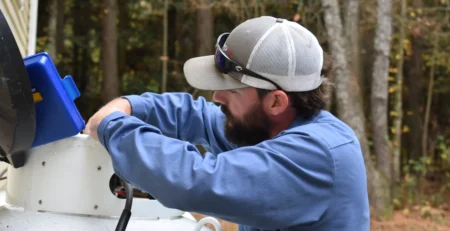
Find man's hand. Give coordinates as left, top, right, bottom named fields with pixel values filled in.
left=84, top=98, right=131, bottom=141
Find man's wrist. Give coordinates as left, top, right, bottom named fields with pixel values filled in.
left=97, top=111, right=129, bottom=146
left=120, top=95, right=146, bottom=119
left=113, top=97, right=131, bottom=115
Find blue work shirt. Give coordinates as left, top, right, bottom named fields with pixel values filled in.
left=97, top=92, right=370, bottom=231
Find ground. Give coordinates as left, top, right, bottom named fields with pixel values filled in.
left=370, top=205, right=450, bottom=231
left=193, top=206, right=450, bottom=231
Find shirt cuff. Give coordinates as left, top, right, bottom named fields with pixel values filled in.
left=97, top=110, right=128, bottom=148
left=121, top=95, right=147, bottom=119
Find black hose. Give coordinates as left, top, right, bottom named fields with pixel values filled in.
left=124, top=182, right=133, bottom=210
left=115, top=182, right=133, bottom=231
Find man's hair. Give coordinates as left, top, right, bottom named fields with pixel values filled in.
left=257, top=53, right=334, bottom=119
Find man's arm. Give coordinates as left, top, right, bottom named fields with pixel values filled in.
left=121, top=92, right=235, bottom=153
left=98, top=112, right=335, bottom=229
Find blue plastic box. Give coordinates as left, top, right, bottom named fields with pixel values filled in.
left=23, top=52, right=85, bottom=148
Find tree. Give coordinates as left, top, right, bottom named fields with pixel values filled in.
left=47, top=0, right=65, bottom=69
left=392, top=0, right=407, bottom=185
left=161, top=0, right=169, bottom=93
left=195, top=0, right=214, bottom=99
left=101, top=0, right=119, bottom=103
left=321, top=0, right=390, bottom=214
left=404, top=0, right=424, bottom=161
left=422, top=37, right=438, bottom=163
left=371, top=0, right=393, bottom=192
left=345, top=0, right=361, bottom=89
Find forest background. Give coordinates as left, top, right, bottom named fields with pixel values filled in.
left=36, top=0, right=450, bottom=230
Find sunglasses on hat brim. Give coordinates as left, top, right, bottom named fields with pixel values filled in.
left=214, top=33, right=282, bottom=90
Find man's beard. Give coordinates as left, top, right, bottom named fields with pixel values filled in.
left=221, top=104, right=271, bottom=147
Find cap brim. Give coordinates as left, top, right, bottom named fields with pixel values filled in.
left=183, top=55, right=249, bottom=91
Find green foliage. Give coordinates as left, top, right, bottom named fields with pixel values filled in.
left=394, top=134, right=450, bottom=213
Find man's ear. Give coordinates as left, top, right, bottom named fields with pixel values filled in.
left=263, top=90, right=290, bottom=116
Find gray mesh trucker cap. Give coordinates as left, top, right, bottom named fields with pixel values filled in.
left=183, top=16, right=324, bottom=92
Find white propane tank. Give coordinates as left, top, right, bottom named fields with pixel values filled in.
left=0, top=134, right=221, bottom=231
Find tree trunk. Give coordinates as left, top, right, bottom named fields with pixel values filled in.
left=278, top=0, right=291, bottom=19
left=371, top=0, right=393, bottom=189
left=71, top=2, right=81, bottom=86
left=47, top=0, right=65, bottom=66
left=196, top=2, right=214, bottom=100
left=73, top=1, right=91, bottom=94
left=404, top=0, right=423, bottom=162
left=55, top=0, right=65, bottom=70
left=422, top=38, right=438, bottom=160
left=101, top=0, right=119, bottom=103
left=47, top=0, right=57, bottom=59
left=197, top=5, right=213, bottom=57
left=392, top=0, right=407, bottom=184
left=118, top=0, right=130, bottom=92
left=161, top=0, right=169, bottom=93
left=345, top=0, right=361, bottom=89
left=321, top=0, right=390, bottom=213
left=168, top=5, right=177, bottom=60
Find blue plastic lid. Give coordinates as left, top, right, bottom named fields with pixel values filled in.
left=24, top=52, right=85, bottom=148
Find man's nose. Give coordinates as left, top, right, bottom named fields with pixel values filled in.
left=212, top=90, right=226, bottom=104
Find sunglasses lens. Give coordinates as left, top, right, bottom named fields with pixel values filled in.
left=218, top=34, right=228, bottom=47
left=215, top=49, right=229, bottom=74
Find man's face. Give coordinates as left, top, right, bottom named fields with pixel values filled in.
left=213, top=88, right=271, bottom=146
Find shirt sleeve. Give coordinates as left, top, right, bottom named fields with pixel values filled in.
left=121, top=92, right=235, bottom=153
left=97, top=111, right=335, bottom=229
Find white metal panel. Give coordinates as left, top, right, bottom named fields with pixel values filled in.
left=0, top=207, right=215, bottom=231
left=6, top=134, right=185, bottom=219
left=1, top=134, right=222, bottom=231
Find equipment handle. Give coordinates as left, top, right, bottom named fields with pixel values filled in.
left=193, top=217, right=221, bottom=231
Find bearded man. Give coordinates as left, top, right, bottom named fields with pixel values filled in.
left=85, top=16, right=370, bottom=231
